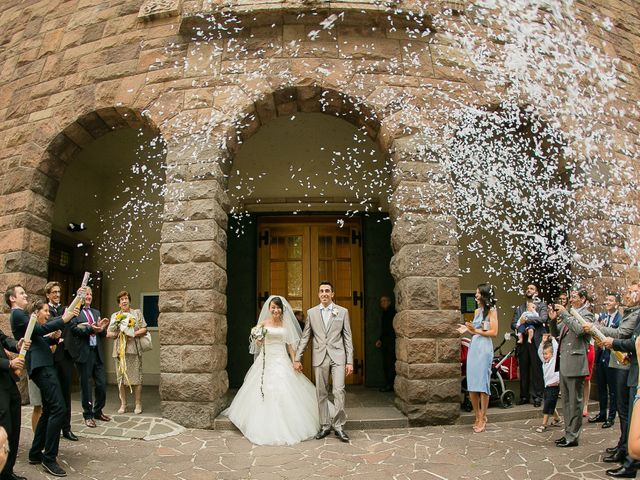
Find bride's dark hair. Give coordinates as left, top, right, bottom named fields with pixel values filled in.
left=269, top=296, right=284, bottom=312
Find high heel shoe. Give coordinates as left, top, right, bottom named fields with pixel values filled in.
left=134, top=404, right=143, bottom=415
left=473, top=421, right=487, bottom=433
left=117, top=404, right=126, bottom=414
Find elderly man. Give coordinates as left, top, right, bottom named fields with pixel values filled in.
left=69, top=287, right=110, bottom=427
left=552, top=289, right=592, bottom=447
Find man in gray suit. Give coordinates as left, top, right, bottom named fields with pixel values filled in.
left=293, top=281, right=354, bottom=442
left=553, top=289, right=593, bottom=447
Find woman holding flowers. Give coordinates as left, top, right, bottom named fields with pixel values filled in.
left=223, top=295, right=320, bottom=445
left=107, top=290, right=147, bottom=414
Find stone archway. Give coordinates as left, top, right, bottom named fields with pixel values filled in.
left=157, top=85, right=463, bottom=427
left=0, top=107, right=162, bottom=293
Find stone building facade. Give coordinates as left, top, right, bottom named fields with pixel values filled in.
left=0, top=0, right=638, bottom=428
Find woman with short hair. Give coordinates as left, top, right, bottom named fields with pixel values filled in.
left=107, top=290, right=147, bottom=415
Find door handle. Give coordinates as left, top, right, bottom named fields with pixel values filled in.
left=352, top=290, right=363, bottom=307
left=353, top=358, right=363, bottom=375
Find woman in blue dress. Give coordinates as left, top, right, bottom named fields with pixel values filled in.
left=459, top=283, right=498, bottom=433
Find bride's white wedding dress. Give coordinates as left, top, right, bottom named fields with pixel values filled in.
left=224, top=326, right=320, bottom=445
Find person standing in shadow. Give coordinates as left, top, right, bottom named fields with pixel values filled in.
left=375, top=295, right=396, bottom=393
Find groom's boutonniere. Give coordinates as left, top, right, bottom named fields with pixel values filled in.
left=330, top=309, right=338, bottom=319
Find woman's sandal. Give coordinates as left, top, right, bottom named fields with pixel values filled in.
left=550, top=418, right=564, bottom=427
left=535, top=425, right=548, bottom=433
left=117, top=404, right=127, bottom=414
left=473, top=421, right=486, bottom=433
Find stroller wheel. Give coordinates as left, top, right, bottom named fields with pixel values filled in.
left=500, top=390, right=515, bottom=409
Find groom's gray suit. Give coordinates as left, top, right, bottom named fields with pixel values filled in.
left=295, top=303, right=353, bottom=430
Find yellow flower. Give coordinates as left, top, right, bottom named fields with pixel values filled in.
left=128, top=317, right=135, bottom=328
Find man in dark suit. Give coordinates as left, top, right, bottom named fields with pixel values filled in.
left=553, top=289, right=592, bottom=448
left=590, top=293, right=623, bottom=428
left=0, top=285, right=31, bottom=480
left=45, top=281, right=77, bottom=442
left=374, top=294, right=396, bottom=392
left=8, top=285, right=80, bottom=478
left=511, top=283, right=548, bottom=407
left=589, top=281, right=640, bottom=478
left=69, top=287, right=110, bottom=427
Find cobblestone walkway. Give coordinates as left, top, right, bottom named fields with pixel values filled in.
left=14, top=415, right=621, bottom=479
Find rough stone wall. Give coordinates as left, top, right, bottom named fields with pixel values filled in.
left=0, top=0, right=637, bottom=427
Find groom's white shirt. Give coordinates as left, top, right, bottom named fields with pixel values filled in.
left=320, top=303, right=334, bottom=330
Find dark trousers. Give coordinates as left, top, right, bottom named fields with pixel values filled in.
left=0, top=383, right=21, bottom=478
left=611, top=368, right=629, bottom=452
left=380, top=336, right=396, bottom=388
left=595, top=352, right=617, bottom=420
left=77, top=348, right=107, bottom=419
left=54, top=354, right=74, bottom=433
left=30, top=365, right=65, bottom=464
left=518, top=341, right=544, bottom=401
left=622, top=384, right=640, bottom=471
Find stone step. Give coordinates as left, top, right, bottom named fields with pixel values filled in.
left=457, top=399, right=600, bottom=425
left=215, top=400, right=601, bottom=430
left=214, top=405, right=410, bottom=431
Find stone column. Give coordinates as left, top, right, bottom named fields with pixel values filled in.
left=389, top=134, right=461, bottom=425
left=158, top=138, right=231, bottom=428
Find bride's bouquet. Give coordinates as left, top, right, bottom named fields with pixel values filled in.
left=250, top=325, right=268, bottom=400
left=250, top=324, right=267, bottom=343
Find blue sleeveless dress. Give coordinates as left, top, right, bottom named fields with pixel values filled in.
left=466, top=311, right=493, bottom=395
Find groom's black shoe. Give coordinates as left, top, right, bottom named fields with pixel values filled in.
left=335, top=429, right=350, bottom=443
left=315, top=427, right=332, bottom=440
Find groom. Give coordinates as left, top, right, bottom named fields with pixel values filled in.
left=293, top=281, right=353, bottom=442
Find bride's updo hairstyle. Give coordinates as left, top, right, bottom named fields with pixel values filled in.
left=269, top=296, right=284, bottom=313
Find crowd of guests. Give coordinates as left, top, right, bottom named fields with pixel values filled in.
left=462, top=280, right=640, bottom=478
left=0, top=282, right=149, bottom=478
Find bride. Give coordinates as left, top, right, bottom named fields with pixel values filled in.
left=223, top=295, right=320, bottom=445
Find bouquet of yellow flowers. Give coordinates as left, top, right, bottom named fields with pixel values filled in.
left=112, top=312, right=136, bottom=337
left=109, top=311, right=137, bottom=391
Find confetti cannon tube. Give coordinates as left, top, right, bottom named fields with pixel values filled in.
left=569, top=307, right=627, bottom=364
left=14, top=313, right=37, bottom=377
left=66, top=271, right=91, bottom=311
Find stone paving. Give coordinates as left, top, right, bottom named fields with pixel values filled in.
left=13, top=410, right=622, bottom=480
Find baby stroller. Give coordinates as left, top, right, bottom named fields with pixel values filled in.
left=461, top=333, right=517, bottom=411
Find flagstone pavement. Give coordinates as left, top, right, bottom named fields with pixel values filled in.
left=14, top=406, right=622, bottom=480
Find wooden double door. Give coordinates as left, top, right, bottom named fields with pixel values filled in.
left=257, top=217, right=364, bottom=384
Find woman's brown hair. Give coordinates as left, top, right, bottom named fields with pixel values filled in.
left=116, top=290, right=131, bottom=304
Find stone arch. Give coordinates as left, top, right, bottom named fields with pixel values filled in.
left=43, top=107, right=160, bottom=184
left=157, top=83, right=454, bottom=427
left=0, top=106, right=164, bottom=295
